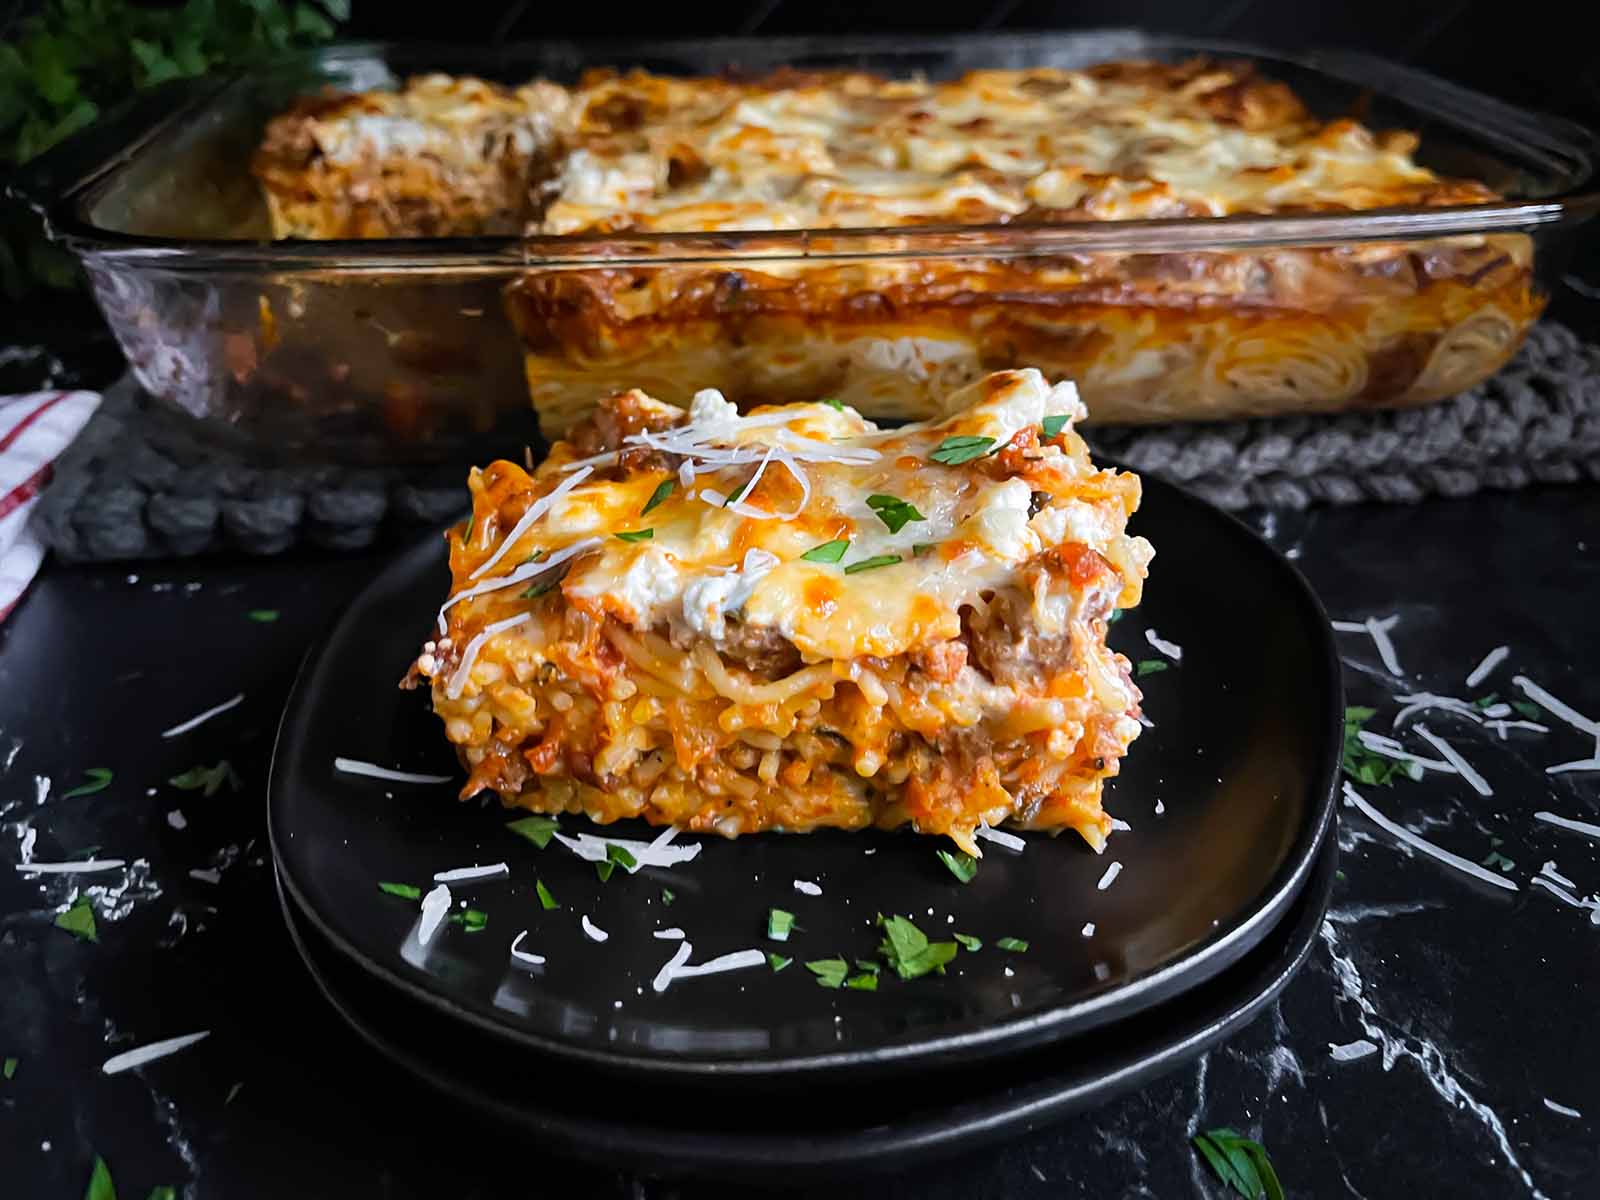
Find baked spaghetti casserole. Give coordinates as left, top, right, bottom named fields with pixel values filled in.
left=407, top=369, right=1153, bottom=850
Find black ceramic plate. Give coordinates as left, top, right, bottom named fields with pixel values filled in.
left=276, top=837, right=1336, bottom=1179
left=268, top=474, right=1340, bottom=1082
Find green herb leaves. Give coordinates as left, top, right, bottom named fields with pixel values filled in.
left=845, top=971, right=878, bottom=990
left=1135, top=659, right=1170, bottom=677
left=995, top=937, right=1029, bottom=952
left=536, top=880, right=559, bottom=910
left=519, top=575, right=564, bottom=600
left=247, top=609, right=279, bottom=623
left=878, top=915, right=958, bottom=980
left=641, top=479, right=674, bottom=515
left=865, top=493, right=925, bottom=534
left=936, top=849, right=978, bottom=883
left=55, top=898, right=97, bottom=943
left=1192, top=1128, right=1284, bottom=1200
left=660, top=887, right=675, bottom=906
left=767, top=908, right=796, bottom=941
left=1511, top=699, right=1542, bottom=721
left=929, top=435, right=996, bottom=466
left=506, top=815, right=559, bottom=849
left=1341, top=706, right=1417, bottom=787
left=1040, top=414, right=1071, bottom=439
left=820, top=397, right=846, bottom=411
left=844, top=554, right=901, bottom=575
left=378, top=882, right=422, bottom=900
left=84, top=1156, right=116, bottom=1200
left=63, top=768, right=113, bottom=799
left=801, top=539, right=849, bottom=563
left=767, top=953, right=792, bottom=972
left=613, top=528, right=654, bottom=543
left=595, top=843, right=636, bottom=882
left=168, top=761, right=240, bottom=797
left=806, top=958, right=849, bottom=988
left=3, top=1056, right=17, bottom=1079
left=953, top=933, right=982, bottom=952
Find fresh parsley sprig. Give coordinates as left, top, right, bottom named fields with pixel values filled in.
left=929, top=435, right=996, bottom=466
left=1192, top=1128, right=1284, bottom=1200
left=865, top=493, right=925, bottom=534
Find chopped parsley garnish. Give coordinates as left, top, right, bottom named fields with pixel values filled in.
left=63, top=768, right=113, bottom=799
left=1341, top=706, right=1419, bottom=787
left=1135, top=659, right=1170, bottom=677
left=519, top=573, right=565, bottom=600
left=912, top=542, right=937, bottom=557
left=1041, top=414, right=1070, bottom=439
left=3, top=1057, right=16, bottom=1079
left=247, top=609, right=279, bottom=623
left=844, top=554, right=902, bottom=575
left=150, top=1186, right=178, bottom=1200
left=661, top=887, right=675, bottom=906
left=954, top=933, right=982, bottom=952
left=378, top=882, right=422, bottom=900
left=613, top=528, right=653, bottom=543
left=54, top=898, right=97, bottom=943
left=1481, top=850, right=1516, bottom=873
left=929, top=435, right=996, bottom=465
left=1471, top=692, right=1500, bottom=711
left=595, top=860, right=616, bottom=882
left=820, top=397, right=845, bottom=411
left=806, top=957, right=849, bottom=988
left=865, top=493, right=925, bottom=533
left=224, top=1082, right=243, bottom=1106
left=461, top=515, right=475, bottom=544
left=936, top=849, right=978, bottom=883
left=84, top=1157, right=116, bottom=1200
left=168, top=761, right=240, bottom=796
left=506, top=815, right=559, bottom=849
left=878, top=915, right=959, bottom=980
left=801, top=539, right=849, bottom=564
left=1192, top=1128, right=1285, bottom=1200
left=596, top=843, right=636, bottom=881
left=995, top=937, right=1030, bottom=952
left=1511, top=699, right=1542, bottom=721
left=767, top=953, right=792, bottom=972
left=452, top=908, right=488, bottom=932
left=725, top=479, right=751, bottom=505
left=767, top=908, right=796, bottom=942
left=1108, top=608, right=1125, bottom=624
left=536, top=879, right=559, bottom=910
left=853, top=959, right=881, bottom=975
left=845, top=972, right=879, bottom=991
left=641, top=478, right=674, bottom=515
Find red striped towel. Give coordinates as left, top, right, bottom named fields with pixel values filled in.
left=1, top=391, right=101, bottom=621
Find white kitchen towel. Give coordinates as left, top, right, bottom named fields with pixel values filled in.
left=0, top=391, right=102, bottom=621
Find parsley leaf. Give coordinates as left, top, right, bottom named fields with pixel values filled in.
left=1041, top=414, right=1071, bottom=439
left=641, top=479, right=674, bottom=515
left=63, top=768, right=113, bottom=799
left=149, top=1187, right=178, bottom=1200
left=844, top=554, right=902, bottom=575
left=820, top=397, right=845, bottom=411
left=806, top=957, right=849, bottom=988
left=596, top=843, right=635, bottom=881
left=1511, top=700, right=1542, bottom=721
left=936, top=849, right=978, bottom=883
left=1471, top=692, right=1500, bottom=711
left=1135, top=659, right=1169, bottom=677
left=865, top=493, right=926, bottom=533
left=168, top=761, right=240, bottom=797
left=912, top=542, right=937, bottom=557
left=1192, top=1128, right=1284, bottom=1200
left=878, top=915, right=959, bottom=980
left=54, top=898, right=97, bottom=943
left=845, top=972, right=879, bottom=991
left=1341, top=706, right=1418, bottom=787
left=85, top=1157, right=116, bottom=1200
left=613, top=528, right=653, bottom=543
left=725, top=480, right=751, bottom=505
left=767, top=953, right=792, bottom=972
left=536, top=879, right=559, bottom=910
left=767, top=908, right=795, bottom=941
left=595, top=859, right=616, bottom=882
left=452, top=908, right=488, bottom=931
left=954, top=933, right=982, bottom=952
left=1481, top=850, right=1516, bottom=872
left=995, top=937, right=1029, bottom=952
left=519, top=573, right=566, bottom=600
left=247, top=609, right=279, bottom=623
left=801, top=539, right=849, bottom=564
left=1108, top=608, right=1125, bottom=624
left=661, top=887, right=675, bottom=906
left=3, top=1057, right=16, bottom=1079
left=378, top=882, right=422, bottom=900
left=929, top=435, right=997, bottom=465
left=506, top=815, right=559, bottom=849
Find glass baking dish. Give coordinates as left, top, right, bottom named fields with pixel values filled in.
left=14, top=32, right=1600, bottom=465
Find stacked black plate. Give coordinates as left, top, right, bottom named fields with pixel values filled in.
left=267, top=475, right=1340, bottom=1179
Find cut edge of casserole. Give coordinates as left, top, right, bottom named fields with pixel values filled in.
left=408, top=368, right=1154, bottom=853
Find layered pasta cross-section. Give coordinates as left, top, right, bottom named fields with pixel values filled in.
left=409, top=369, right=1154, bottom=851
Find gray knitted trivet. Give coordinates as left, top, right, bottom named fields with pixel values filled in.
left=33, top=322, right=1600, bottom=562
left=1084, top=322, right=1600, bottom=510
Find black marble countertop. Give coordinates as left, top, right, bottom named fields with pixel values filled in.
left=3, top=477, right=1598, bottom=1198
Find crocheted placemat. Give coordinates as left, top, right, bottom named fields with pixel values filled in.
left=34, top=322, right=1599, bottom=562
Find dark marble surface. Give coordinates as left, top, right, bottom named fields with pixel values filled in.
left=3, top=481, right=1598, bottom=1199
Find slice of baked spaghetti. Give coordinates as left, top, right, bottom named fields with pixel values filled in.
left=409, top=368, right=1154, bottom=851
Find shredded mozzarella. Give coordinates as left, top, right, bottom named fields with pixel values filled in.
left=1096, top=861, right=1123, bottom=891
left=445, top=612, right=533, bottom=699
left=432, top=863, right=510, bottom=883
left=167, top=811, right=187, bottom=830
left=15, top=859, right=126, bottom=874
left=1512, top=675, right=1600, bottom=737
left=1144, top=628, right=1183, bottom=661
left=333, top=758, right=453, bottom=784
left=1534, top=811, right=1600, bottom=841
left=101, top=1031, right=211, bottom=1075
left=580, top=914, right=609, bottom=942
left=651, top=940, right=694, bottom=992
left=160, top=693, right=244, bottom=738
left=1465, top=645, right=1509, bottom=689
left=418, top=884, right=451, bottom=945
left=509, top=930, right=545, bottom=966
left=1413, top=725, right=1492, bottom=796
left=468, top=466, right=593, bottom=580
left=1342, top=782, right=1517, bottom=892
left=553, top=830, right=702, bottom=871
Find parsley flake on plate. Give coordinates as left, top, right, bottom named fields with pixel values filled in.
left=63, top=768, right=113, bottom=799
left=954, top=933, right=982, bottom=952
left=168, top=761, right=240, bottom=796
left=844, top=554, right=902, bottom=576
left=767, top=953, right=792, bottom=972
left=767, top=908, right=796, bottom=942
left=1192, top=1128, right=1285, bottom=1200
left=614, top=528, right=653, bottom=543
left=845, top=972, right=879, bottom=991
left=1471, top=692, right=1500, bottom=711
left=929, top=435, right=996, bottom=466
left=912, top=542, right=937, bottom=557
left=1135, top=659, right=1169, bottom=677
left=84, top=1157, right=116, bottom=1200
left=820, top=397, right=845, bottom=411
left=1480, top=850, right=1516, bottom=873
left=452, top=908, right=489, bottom=932
left=661, top=887, right=675, bottom=906
left=247, top=609, right=279, bottom=623
left=936, top=849, right=978, bottom=883
left=506, top=814, right=559, bottom=849
left=378, top=882, right=422, bottom=900
left=1341, top=706, right=1419, bottom=787
left=149, top=1187, right=178, bottom=1200
left=865, top=493, right=925, bottom=533
left=995, top=937, right=1029, bottom=952
left=641, top=479, right=674, bottom=515
left=801, top=539, right=849, bottom=564
left=3, top=1057, right=16, bottom=1079
left=595, top=842, right=636, bottom=882
left=1511, top=699, right=1542, bottom=721
left=54, top=898, right=97, bottom=943
left=878, top=915, right=958, bottom=980
left=1040, top=414, right=1070, bottom=439
left=536, top=879, right=559, bottom=910
left=806, top=958, right=850, bottom=988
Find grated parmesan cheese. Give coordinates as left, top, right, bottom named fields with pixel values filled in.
left=334, top=758, right=453, bottom=784
left=1144, top=628, right=1183, bottom=661
left=1332, top=615, right=1402, bottom=676
left=432, top=863, right=510, bottom=883
left=1341, top=782, right=1517, bottom=892
left=1546, top=757, right=1600, bottom=775
left=581, top=914, right=609, bottom=943
left=1533, top=811, right=1600, bottom=841
left=445, top=612, right=533, bottom=699
left=509, top=930, right=545, bottom=966
left=652, top=927, right=686, bottom=940
left=793, top=879, right=823, bottom=896
left=160, top=693, right=244, bottom=738
left=1512, top=675, right=1600, bottom=737
left=418, top=884, right=451, bottom=945
left=1543, top=1098, right=1583, bottom=1119
left=468, top=466, right=593, bottom=581
left=101, top=1030, right=210, bottom=1075
left=974, top=823, right=1026, bottom=852
left=15, top=859, right=126, bottom=874
left=1465, top=645, right=1509, bottom=689
left=652, top=940, right=694, bottom=992
left=1096, top=861, right=1122, bottom=891
left=1081, top=922, right=1095, bottom=937
left=1328, top=1039, right=1378, bottom=1062
left=1413, top=725, right=1492, bottom=796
